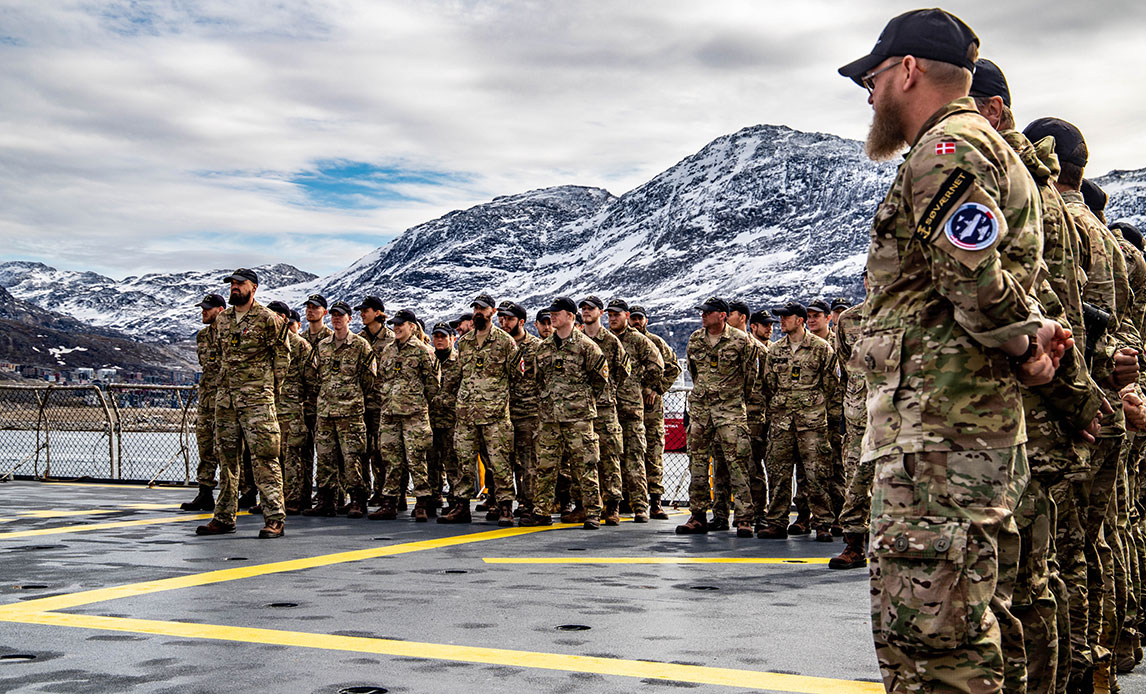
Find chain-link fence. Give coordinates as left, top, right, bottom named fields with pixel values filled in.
left=662, top=388, right=690, bottom=505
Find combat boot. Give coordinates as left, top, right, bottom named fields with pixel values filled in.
left=237, top=489, right=257, bottom=509
left=633, top=512, right=649, bottom=523
left=735, top=521, right=753, bottom=538
left=829, top=533, right=868, bottom=570
left=475, top=495, right=492, bottom=512
left=619, top=497, right=632, bottom=514
left=497, top=501, right=514, bottom=527
left=648, top=494, right=669, bottom=520
left=336, top=494, right=351, bottom=515
left=425, top=498, right=438, bottom=518
left=368, top=496, right=398, bottom=520
left=708, top=515, right=730, bottom=531
left=787, top=517, right=811, bottom=536
left=258, top=520, right=285, bottom=539
left=583, top=515, right=601, bottom=530
left=603, top=500, right=621, bottom=526
left=485, top=502, right=501, bottom=522
left=180, top=484, right=215, bottom=512
left=814, top=528, right=833, bottom=542
left=368, top=491, right=384, bottom=506
left=302, top=489, right=336, bottom=517
left=194, top=519, right=236, bottom=536
left=249, top=502, right=262, bottom=515
left=413, top=496, right=429, bottom=523
left=675, top=512, right=708, bottom=535
left=560, top=504, right=586, bottom=524
left=346, top=491, right=367, bottom=519
left=437, top=499, right=472, bottom=524
left=757, top=525, right=787, bottom=539
left=519, top=511, right=552, bottom=526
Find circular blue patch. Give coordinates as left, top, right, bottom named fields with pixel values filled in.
left=944, top=202, right=998, bottom=251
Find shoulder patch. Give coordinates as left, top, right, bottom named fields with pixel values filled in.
left=935, top=141, right=957, bottom=156
left=944, top=202, right=999, bottom=251
left=915, top=166, right=973, bottom=241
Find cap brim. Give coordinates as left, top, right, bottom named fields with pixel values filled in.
left=352, top=304, right=366, bottom=311
left=838, top=53, right=884, bottom=86
left=387, top=318, right=406, bottom=325
left=304, top=300, right=324, bottom=308
left=329, top=308, right=349, bottom=315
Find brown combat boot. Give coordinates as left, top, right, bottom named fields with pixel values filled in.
left=195, top=519, right=236, bottom=536
left=757, top=525, right=787, bottom=539
left=497, top=501, right=514, bottom=527
left=180, top=484, right=215, bottom=512
left=787, top=518, right=811, bottom=536
left=648, top=494, right=669, bottom=520
left=437, top=499, right=472, bottom=524
left=815, top=528, right=833, bottom=542
left=258, top=519, right=285, bottom=539
left=603, top=500, right=621, bottom=526
left=302, top=489, right=336, bottom=517
left=368, top=496, right=398, bottom=520
left=560, top=504, right=587, bottom=524
left=413, top=496, right=429, bottom=523
left=583, top=515, right=601, bottom=530
left=708, top=515, right=730, bottom=531
left=346, top=491, right=367, bottom=519
left=829, top=533, right=868, bottom=570
left=633, top=512, right=649, bottom=523
left=485, top=501, right=501, bottom=521
left=675, top=512, right=709, bottom=535
left=736, top=521, right=753, bottom=538
left=520, top=511, right=552, bottom=526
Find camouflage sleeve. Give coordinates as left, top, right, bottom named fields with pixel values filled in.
left=911, top=137, right=1041, bottom=348
left=821, top=342, right=840, bottom=405
left=1109, top=238, right=1140, bottom=352
left=661, top=345, right=682, bottom=393
left=613, top=341, right=631, bottom=390
left=1030, top=344, right=1104, bottom=432
left=271, top=315, right=290, bottom=395
left=359, top=344, right=376, bottom=397
left=586, top=343, right=609, bottom=398
left=762, top=349, right=777, bottom=400
left=299, top=340, right=317, bottom=393
left=639, top=336, right=664, bottom=396
left=422, top=348, right=440, bottom=403
left=742, top=338, right=757, bottom=403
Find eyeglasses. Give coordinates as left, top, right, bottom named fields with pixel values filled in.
left=861, top=59, right=903, bottom=94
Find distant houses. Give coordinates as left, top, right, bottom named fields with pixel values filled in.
left=0, top=361, right=194, bottom=386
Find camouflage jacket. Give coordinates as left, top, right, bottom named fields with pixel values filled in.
left=746, top=336, right=771, bottom=425
left=359, top=323, right=395, bottom=411
left=302, top=324, right=333, bottom=414
left=509, top=332, right=542, bottom=421
left=315, top=333, right=376, bottom=418
left=859, top=97, right=1042, bottom=461
left=430, top=346, right=460, bottom=429
left=834, top=304, right=867, bottom=429
left=536, top=328, right=609, bottom=423
left=686, top=323, right=757, bottom=427
left=764, top=330, right=836, bottom=431
left=214, top=301, right=290, bottom=408
left=610, top=323, right=664, bottom=421
left=813, top=327, right=844, bottom=423
left=278, top=330, right=315, bottom=417
left=196, top=323, right=222, bottom=406
left=455, top=327, right=517, bottom=425
left=585, top=326, right=629, bottom=412
left=636, top=326, right=681, bottom=394
left=377, top=336, right=440, bottom=417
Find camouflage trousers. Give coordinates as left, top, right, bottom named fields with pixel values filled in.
left=194, top=401, right=218, bottom=488
left=838, top=418, right=872, bottom=534
left=687, top=417, right=753, bottom=523
left=1083, top=436, right=1123, bottom=668
left=511, top=416, right=539, bottom=511
left=303, top=409, right=317, bottom=500
left=454, top=419, right=515, bottom=503
left=1011, top=474, right=1058, bottom=694
left=535, top=419, right=601, bottom=518
left=278, top=404, right=308, bottom=507
left=430, top=426, right=456, bottom=499
left=212, top=398, right=284, bottom=526
left=763, top=424, right=832, bottom=532
left=379, top=412, right=432, bottom=499
left=1050, top=477, right=1092, bottom=675
left=618, top=416, right=650, bottom=514
left=747, top=421, right=769, bottom=524
left=315, top=414, right=366, bottom=496
left=826, top=414, right=846, bottom=522
left=643, top=397, right=666, bottom=497
left=364, top=408, right=384, bottom=498
left=869, top=446, right=1027, bottom=693
left=593, top=408, right=624, bottom=505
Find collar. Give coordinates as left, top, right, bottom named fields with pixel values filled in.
left=911, top=96, right=980, bottom=149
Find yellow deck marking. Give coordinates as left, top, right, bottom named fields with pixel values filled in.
left=483, top=557, right=833, bottom=565
left=0, top=512, right=257, bottom=540
left=0, top=503, right=184, bottom=523
left=15, top=612, right=882, bottom=693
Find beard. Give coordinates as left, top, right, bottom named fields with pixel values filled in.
left=472, top=313, right=489, bottom=330
left=865, top=92, right=907, bottom=161
left=228, top=289, right=250, bottom=306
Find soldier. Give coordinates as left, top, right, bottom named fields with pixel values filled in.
left=499, top=300, right=542, bottom=518
left=368, top=309, right=441, bottom=522
left=535, top=309, right=553, bottom=340
left=300, top=294, right=333, bottom=510
left=449, top=312, right=474, bottom=337
left=806, top=298, right=845, bottom=531
left=181, top=293, right=226, bottom=512
left=746, top=309, right=777, bottom=532
left=830, top=298, right=851, bottom=328
left=828, top=295, right=871, bottom=569
left=677, top=297, right=757, bottom=537
left=265, top=301, right=316, bottom=516
left=709, top=298, right=753, bottom=529
left=429, top=322, right=460, bottom=509
left=195, top=268, right=289, bottom=539
left=522, top=296, right=609, bottom=529
left=356, top=295, right=395, bottom=507
left=304, top=301, right=376, bottom=518
left=839, top=10, right=1072, bottom=691
left=629, top=305, right=681, bottom=519
left=606, top=299, right=664, bottom=522
left=580, top=295, right=629, bottom=526
left=439, top=293, right=518, bottom=525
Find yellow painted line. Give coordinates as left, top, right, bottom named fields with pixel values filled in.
left=483, top=557, right=833, bottom=565
left=15, top=612, right=882, bottom=693
left=0, top=503, right=183, bottom=522
left=0, top=512, right=257, bottom=540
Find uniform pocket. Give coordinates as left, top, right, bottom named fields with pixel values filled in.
left=871, top=516, right=970, bottom=650
left=850, top=331, right=902, bottom=451
left=867, top=200, right=901, bottom=286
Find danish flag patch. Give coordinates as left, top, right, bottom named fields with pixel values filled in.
left=936, top=141, right=957, bottom=155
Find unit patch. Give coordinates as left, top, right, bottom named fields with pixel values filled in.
left=944, top=202, right=999, bottom=251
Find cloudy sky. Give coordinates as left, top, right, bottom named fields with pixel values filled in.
left=2, top=0, right=1143, bottom=278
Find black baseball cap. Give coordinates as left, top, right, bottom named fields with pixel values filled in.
left=431, top=321, right=453, bottom=337
left=550, top=296, right=578, bottom=314
left=1081, top=179, right=1108, bottom=215
left=304, top=294, right=327, bottom=309
left=448, top=312, right=473, bottom=329
left=728, top=299, right=751, bottom=316
left=750, top=309, right=777, bottom=326
left=1112, top=222, right=1144, bottom=252
left=694, top=297, right=729, bottom=313
left=535, top=309, right=551, bottom=322
left=497, top=301, right=527, bottom=321
left=266, top=300, right=291, bottom=316
left=606, top=298, right=630, bottom=313
left=774, top=301, right=808, bottom=319
left=354, top=295, right=385, bottom=312
left=195, top=293, right=226, bottom=309
left=969, top=58, right=1011, bottom=107
left=328, top=301, right=352, bottom=316
left=222, top=267, right=259, bottom=285
left=288, top=309, right=301, bottom=324
left=830, top=297, right=852, bottom=312
left=388, top=309, right=417, bottom=325
left=629, top=305, right=648, bottom=319
left=1023, top=117, right=1088, bottom=167
left=838, top=8, right=979, bottom=86
left=807, top=299, right=831, bottom=315
left=471, top=293, right=496, bottom=309
left=579, top=295, right=604, bottom=311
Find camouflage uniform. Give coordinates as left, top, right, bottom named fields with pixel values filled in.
left=760, top=330, right=837, bottom=533
left=378, top=336, right=440, bottom=500
left=430, top=346, right=460, bottom=501
left=212, top=301, right=290, bottom=526
left=820, top=327, right=847, bottom=525
left=533, top=329, right=609, bottom=518
left=636, top=325, right=681, bottom=498
left=685, top=324, right=756, bottom=524
left=711, top=326, right=755, bottom=525
left=585, top=327, right=629, bottom=511
left=360, top=323, right=395, bottom=499
left=301, top=324, right=333, bottom=500
left=611, top=323, right=664, bottom=515
left=194, top=323, right=222, bottom=488
left=746, top=335, right=772, bottom=525
left=834, top=303, right=871, bottom=535
left=279, top=330, right=315, bottom=508
left=860, top=98, right=1042, bottom=692
left=510, top=332, right=543, bottom=512
left=453, top=327, right=518, bottom=504
left=314, top=332, right=376, bottom=501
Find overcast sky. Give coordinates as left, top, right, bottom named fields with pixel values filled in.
left=2, top=0, right=1143, bottom=278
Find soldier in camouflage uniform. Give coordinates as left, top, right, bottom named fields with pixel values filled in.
left=429, top=323, right=460, bottom=509
left=839, top=12, right=1073, bottom=691
left=301, top=294, right=333, bottom=510
left=707, top=299, right=753, bottom=530
left=368, top=310, right=441, bottom=522
left=806, top=298, right=845, bottom=533
left=758, top=301, right=838, bottom=542
left=521, top=296, right=609, bottom=529
left=304, top=301, right=376, bottom=519
left=267, top=301, right=317, bottom=515
left=196, top=268, right=290, bottom=539
left=677, top=297, right=757, bottom=537
left=746, top=309, right=777, bottom=532
left=829, top=297, right=872, bottom=569
left=356, top=295, right=394, bottom=506
left=606, top=299, right=664, bottom=522
left=579, top=295, right=629, bottom=526
left=182, top=293, right=226, bottom=512
left=629, top=306, right=681, bottom=519
left=439, top=293, right=518, bottom=526
left=499, top=301, right=542, bottom=517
